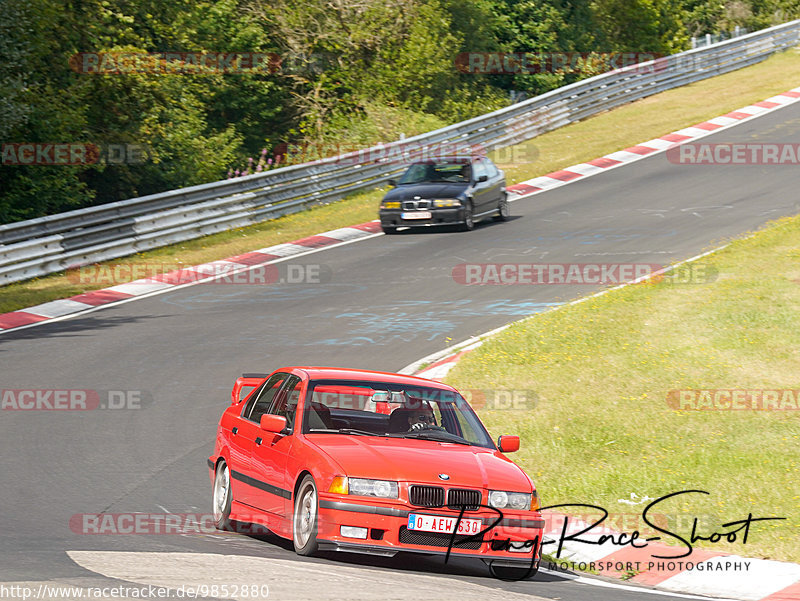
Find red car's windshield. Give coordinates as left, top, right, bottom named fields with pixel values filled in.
left=302, top=379, right=495, bottom=448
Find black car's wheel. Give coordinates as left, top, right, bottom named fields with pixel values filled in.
left=459, top=201, right=475, bottom=231
left=292, top=475, right=320, bottom=556
left=212, top=460, right=233, bottom=531
left=381, top=225, right=398, bottom=235
left=494, top=193, right=510, bottom=221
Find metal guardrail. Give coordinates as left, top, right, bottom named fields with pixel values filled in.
left=2, top=20, right=799, bottom=285
left=692, top=27, right=749, bottom=49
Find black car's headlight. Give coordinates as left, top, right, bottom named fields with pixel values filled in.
left=433, top=199, right=461, bottom=207
left=380, top=201, right=401, bottom=209
left=328, top=476, right=399, bottom=499
left=488, top=490, right=532, bottom=510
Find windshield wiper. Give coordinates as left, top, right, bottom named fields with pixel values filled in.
left=389, top=430, right=471, bottom=445
left=309, top=428, right=379, bottom=436
left=340, top=428, right=379, bottom=436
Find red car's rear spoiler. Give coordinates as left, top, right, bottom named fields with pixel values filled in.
left=231, top=373, right=268, bottom=405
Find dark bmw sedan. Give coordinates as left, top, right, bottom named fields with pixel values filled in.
left=379, top=156, right=508, bottom=234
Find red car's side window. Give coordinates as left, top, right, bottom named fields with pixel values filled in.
left=270, top=376, right=302, bottom=430
left=243, top=372, right=288, bottom=422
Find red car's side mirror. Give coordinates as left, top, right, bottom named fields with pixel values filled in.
left=497, top=435, right=520, bottom=453
left=260, top=414, right=287, bottom=434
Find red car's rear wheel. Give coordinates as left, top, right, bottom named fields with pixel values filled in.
left=212, top=460, right=232, bottom=531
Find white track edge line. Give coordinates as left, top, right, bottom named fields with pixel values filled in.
left=506, top=91, right=800, bottom=205
left=0, top=231, right=384, bottom=336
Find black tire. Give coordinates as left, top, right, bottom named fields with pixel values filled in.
left=490, top=564, right=539, bottom=581
left=459, top=201, right=475, bottom=231
left=212, top=460, right=233, bottom=531
left=494, top=193, right=510, bottom=221
left=292, top=475, right=320, bottom=556
left=381, top=225, right=398, bottom=235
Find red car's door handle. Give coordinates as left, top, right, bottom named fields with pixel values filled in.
left=232, top=427, right=238, bottom=435
left=255, top=437, right=263, bottom=446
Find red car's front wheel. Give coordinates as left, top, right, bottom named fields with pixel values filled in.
left=293, top=475, right=320, bottom=556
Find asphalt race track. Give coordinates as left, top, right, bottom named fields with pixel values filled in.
left=1, top=100, right=799, bottom=600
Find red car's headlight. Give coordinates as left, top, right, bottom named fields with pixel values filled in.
left=328, top=476, right=399, bottom=499
left=350, top=478, right=398, bottom=498
left=489, top=490, right=533, bottom=511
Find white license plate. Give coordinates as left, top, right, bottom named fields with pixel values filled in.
left=407, top=513, right=483, bottom=535
left=401, top=211, right=432, bottom=220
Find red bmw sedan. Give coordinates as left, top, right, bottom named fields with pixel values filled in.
left=209, top=367, right=544, bottom=573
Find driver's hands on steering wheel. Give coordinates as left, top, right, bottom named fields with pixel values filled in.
left=410, top=422, right=445, bottom=432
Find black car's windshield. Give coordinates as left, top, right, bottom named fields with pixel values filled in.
left=398, top=161, right=471, bottom=184
left=302, top=379, right=495, bottom=448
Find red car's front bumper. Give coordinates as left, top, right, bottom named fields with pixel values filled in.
left=316, top=495, right=544, bottom=567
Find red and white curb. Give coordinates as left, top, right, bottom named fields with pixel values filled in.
left=0, top=222, right=382, bottom=333
left=505, top=87, right=800, bottom=200
left=3, top=86, right=800, bottom=336
left=540, top=528, right=800, bottom=600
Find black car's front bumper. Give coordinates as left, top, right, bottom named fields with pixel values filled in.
left=379, top=207, right=466, bottom=228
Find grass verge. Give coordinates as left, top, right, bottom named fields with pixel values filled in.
left=3, top=46, right=800, bottom=314
left=445, top=213, right=800, bottom=563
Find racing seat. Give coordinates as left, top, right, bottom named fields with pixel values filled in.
left=305, top=401, right=335, bottom=430
left=387, top=407, right=413, bottom=433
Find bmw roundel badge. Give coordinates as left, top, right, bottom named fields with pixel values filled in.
left=438, top=473, right=450, bottom=481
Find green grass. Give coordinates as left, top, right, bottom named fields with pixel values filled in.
left=445, top=214, right=800, bottom=563
left=3, top=46, right=800, bottom=313
left=0, top=192, right=382, bottom=313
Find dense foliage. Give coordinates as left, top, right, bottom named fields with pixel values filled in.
left=1, top=0, right=797, bottom=223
